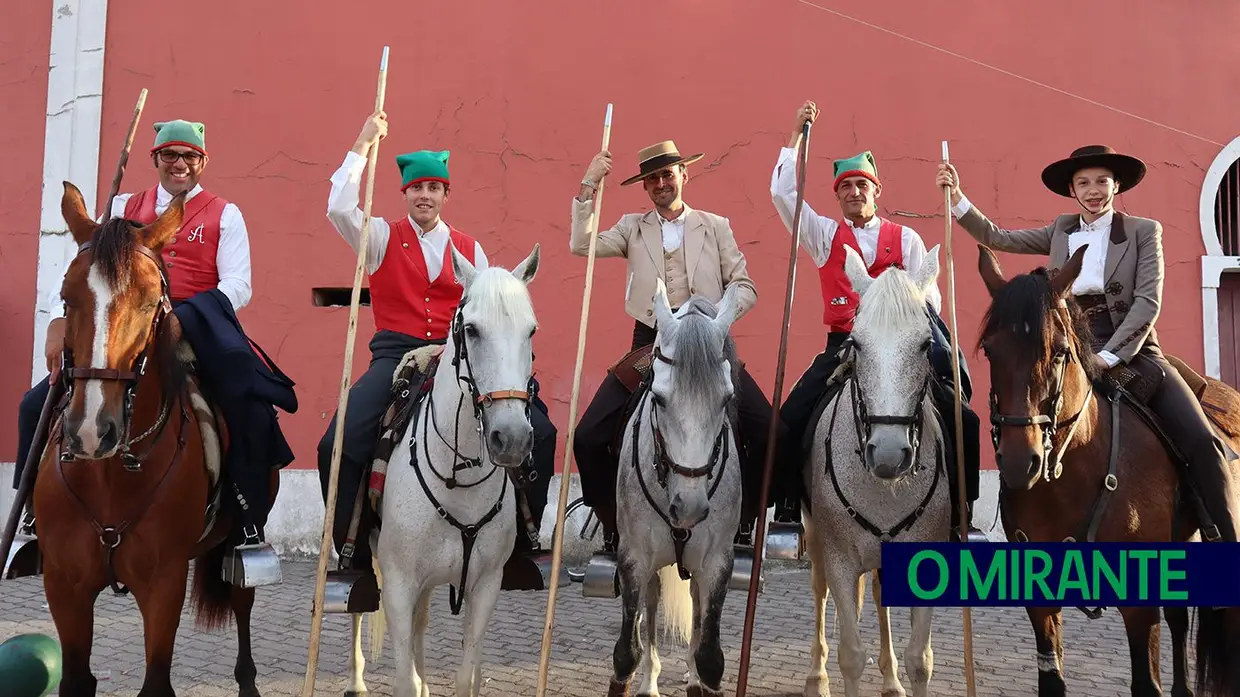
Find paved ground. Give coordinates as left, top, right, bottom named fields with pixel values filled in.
left=1, top=558, right=1185, bottom=696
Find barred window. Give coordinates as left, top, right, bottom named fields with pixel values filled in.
left=1215, top=157, right=1240, bottom=255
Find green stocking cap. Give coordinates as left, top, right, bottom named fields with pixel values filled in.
left=832, top=151, right=880, bottom=191
left=151, top=120, right=207, bottom=156
left=396, top=150, right=450, bottom=191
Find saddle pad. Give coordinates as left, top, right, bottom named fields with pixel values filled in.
left=368, top=351, right=441, bottom=516
left=184, top=371, right=225, bottom=543
left=608, top=345, right=655, bottom=394
left=1202, top=380, right=1240, bottom=440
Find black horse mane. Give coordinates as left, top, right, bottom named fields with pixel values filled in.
left=977, top=267, right=1101, bottom=383
left=86, top=216, right=187, bottom=405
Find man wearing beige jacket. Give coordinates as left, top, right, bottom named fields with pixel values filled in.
left=569, top=140, right=781, bottom=556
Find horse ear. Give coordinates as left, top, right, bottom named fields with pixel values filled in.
left=60, top=181, right=98, bottom=245
left=653, top=278, right=675, bottom=331
left=713, top=283, right=741, bottom=331
left=512, top=242, right=539, bottom=285
left=914, top=244, right=941, bottom=293
left=450, top=242, right=477, bottom=288
left=843, top=244, right=874, bottom=297
left=139, top=191, right=186, bottom=250
left=1051, top=244, right=1088, bottom=298
left=977, top=244, right=1006, bottom=296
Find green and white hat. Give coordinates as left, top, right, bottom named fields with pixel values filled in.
left=396, top=150, right=450, bottom=191
left=150, top=120, right=207, bottom=156
left=832, top=151, right=880, bottom=191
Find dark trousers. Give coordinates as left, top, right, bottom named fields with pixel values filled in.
left=573, top=321, right=785, bottom=539
left=1142, top=345, right=1239, bottom=542
left=12, top=376, right=52, bottom=492
left=317, top=329, right=557, bottom=568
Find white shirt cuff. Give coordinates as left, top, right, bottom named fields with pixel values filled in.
left=1098, top=350, right=1121, bottom=368
left=952, top=194, right=972, bottom=219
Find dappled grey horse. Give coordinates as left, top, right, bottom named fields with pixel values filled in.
left=609, top=280, right=745, bottom=697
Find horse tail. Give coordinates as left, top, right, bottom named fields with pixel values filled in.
left=189, top=543, right=233, bottom=631
left=657, top=564, right=694, bottom=646
left=367, top=560, right=386, bottom=662
left=1196, top=606, right=1240, bottom=697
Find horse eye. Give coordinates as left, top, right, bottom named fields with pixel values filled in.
left=920, top=338, right=931, bottom=352
left=465, top=323, right=480, bottom=338
left=652, top=393, right=667, bottom=408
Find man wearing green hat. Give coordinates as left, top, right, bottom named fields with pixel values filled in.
left=12, top=117, right=266, bottom=539
left=320, top=111, right=559, bottom=591
left=938, top=145, right=1240, bottom=545
left=769, top=101, right=984, bottom=541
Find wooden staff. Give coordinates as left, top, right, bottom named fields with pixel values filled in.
left=300, top=45, right=389, bottom=697
left=102, top=88, right=149, bottom=221
left=941, top=140, right=977, bottom=697
left=735, top=117, right=812, bottom=697
left=534, top=102, right=613, bottom=697
left=1, top=86, right=149, bottom=575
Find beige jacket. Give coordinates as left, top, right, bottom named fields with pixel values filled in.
left=956, top=203, right=1163, bottom=364
left=570, top=196, right=758, bottom=327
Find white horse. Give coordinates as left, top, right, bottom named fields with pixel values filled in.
left=346, top=243, right=542, bottom=697
left=610, top=280, right=745, bottom=697
left=802, top=244, right=951, bottom=697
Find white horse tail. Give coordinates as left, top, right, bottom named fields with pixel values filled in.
left=657, top=564, right=694, bottom=645
left=367, top=560, right=386, bottom=662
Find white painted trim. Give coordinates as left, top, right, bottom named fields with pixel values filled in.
left=1200, top=135, right=1240, bottom=258
left=32, top=0, right=109, bottom=385
left=1203, top=256, right=1240, bottom=379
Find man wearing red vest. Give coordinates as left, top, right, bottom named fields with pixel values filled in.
left=319, top=111, right=557, bottom=590
left=13, top=118, right=256, bottom=525
left=768, top=101, right=984, bottom=541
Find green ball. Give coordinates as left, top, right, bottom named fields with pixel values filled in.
left=0, top=633, right=62, bottom=697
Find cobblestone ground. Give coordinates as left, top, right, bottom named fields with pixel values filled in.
left=1, top=559, right=1182, bottom=696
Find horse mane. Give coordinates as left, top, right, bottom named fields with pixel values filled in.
left=977, top=267, right=1100, bottom=382
left=666, top=297, right=741, bottom=423
left=90, top=217, right=141, bottom=292
left=853, top=268, right=928, bottom=334
left=463, top=267, right=536, bottom=330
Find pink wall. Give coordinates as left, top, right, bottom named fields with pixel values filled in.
left=5, top=0, right=1238, bottom=471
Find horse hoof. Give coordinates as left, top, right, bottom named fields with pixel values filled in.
left=607, top=677, right=630, bottom=697
left=239, top=687, right=262, bottom=697
left=881, top=689, right=907, bottom=697
left=343, top=691, right=368, bottom=697
left=803, top=674, right=831, bottom=697
left=687, top=685, right=724, bottom=697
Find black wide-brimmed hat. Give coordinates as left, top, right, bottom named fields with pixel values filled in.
left=620, top=140, right=705, bottom=186
left=1040, top=145, right=1147, bottom=197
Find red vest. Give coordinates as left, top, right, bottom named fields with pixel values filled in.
left=369, top=218, right=477, bottom=340
left=818, top=218, right=905, bottom=333
left=124, top=186, right=227, bottom=302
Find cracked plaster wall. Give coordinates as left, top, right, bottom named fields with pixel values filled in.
left=4, top=0, right=1238, bottom=474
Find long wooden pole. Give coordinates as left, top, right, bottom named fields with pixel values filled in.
left=941, top=140, right=977, bottom=697
left=101, top=87, right=149, bottom=221
left=534, top=103, right=613, bottom=697
left=735, top=117, right=812, bottom=697
left=300, top=46, right=389, bottom=697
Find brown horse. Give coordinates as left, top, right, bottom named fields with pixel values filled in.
left=975, top=243, right=1240, bottom=697
left=33, top=181, right=279, bottom=697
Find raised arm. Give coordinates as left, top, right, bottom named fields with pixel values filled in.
left=770, top=100, right=838, bottom=267
left=937, top=163, right=1054, bottom=255
left=326, top=111, right=392, bottom=274
left=570, top=149, right=631, bottom=258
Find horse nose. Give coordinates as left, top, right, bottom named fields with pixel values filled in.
left=668, top=494, right=708, bottom=530
left=487, top=426, right=532, bottom=463
left=1025, top=453, right=1041, bottom=477
left=98, top=417, right=120, bottom=455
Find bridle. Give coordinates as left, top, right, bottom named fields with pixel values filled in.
left=647, top=346, right=731, bottom=489
left=59, top=239, right=175, bottom=471
left=840, top=336, right=931, bottom=472
left=985, top=302, right=1094, bottom=482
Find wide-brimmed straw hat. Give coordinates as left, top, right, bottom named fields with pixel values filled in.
left=1040, top=145, right=1147, bottom=197
left=620, top=141, right=705, bottom=186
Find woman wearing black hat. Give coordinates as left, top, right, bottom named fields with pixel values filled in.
left=935, top=145, right=1239, bottom=545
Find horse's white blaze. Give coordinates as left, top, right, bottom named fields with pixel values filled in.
left=79, top=265, right=113, bottom=455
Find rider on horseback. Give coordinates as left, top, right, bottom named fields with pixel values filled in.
left=769, top=101, right=984, bottom=542
left=939, top=144, right=1240, bottom=544
left=570, top=140, right=786, bottom=557
left=12, top=119, right=294, bottom=542
left=319, top=110, right=558, bottom=591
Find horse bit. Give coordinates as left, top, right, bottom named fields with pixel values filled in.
left=631, top=344, right=731, bottom=581
left=405, top=300, right=537, bottom=615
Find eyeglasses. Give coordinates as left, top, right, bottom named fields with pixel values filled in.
left=156, top=150, right=203, bottom=165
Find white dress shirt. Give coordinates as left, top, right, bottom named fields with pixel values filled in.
left=326, top=151, right=488, bottom=278
left=47, top=183, right=253, bottom=319
left=658, top=205, right=689, bottom=251
left=770, top=146, right=942, bottom=314
left=951, top=194, right=1121, bottom=367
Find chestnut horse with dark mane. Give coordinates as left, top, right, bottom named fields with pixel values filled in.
left=975, top=243, right=1240, bottom=697
left=33, top=181, right=278, bottom=697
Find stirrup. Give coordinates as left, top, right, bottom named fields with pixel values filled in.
left=729, top=543, right=763, bottom=592
left=582, top=532, right=620, bottom=599
left=221, top=527, right=283, bottom=588
left=323, top=566, right=381, bottom=613
left=765, top=519, right=803, bottom=561
left=3, top=529, right=42, bottom=580
left=1202, top=524, right=1222, bottom=542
